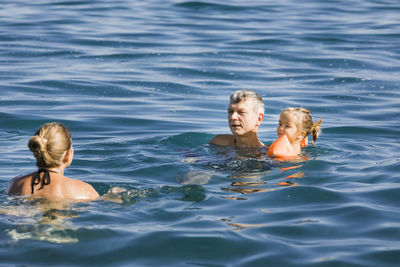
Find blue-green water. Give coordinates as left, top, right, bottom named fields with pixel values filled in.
left=1, top=0, right=400, bottom=266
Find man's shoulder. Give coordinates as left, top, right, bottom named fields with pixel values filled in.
left=209, top=134, right=235, bottom=146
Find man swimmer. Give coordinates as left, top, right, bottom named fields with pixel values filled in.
left=209, top=90, right=265, bottom=148
left=180, top=90, right=265, bottom=185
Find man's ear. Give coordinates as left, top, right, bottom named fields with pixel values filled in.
left=257, top=113, right=264, bottom=126
left=256, top=113, right=264, bottom=126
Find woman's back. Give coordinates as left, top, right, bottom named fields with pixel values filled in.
left=7, top=171, right=99, bottom=202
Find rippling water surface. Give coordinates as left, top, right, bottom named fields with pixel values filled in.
left=1, top=0, right=400, bottom=266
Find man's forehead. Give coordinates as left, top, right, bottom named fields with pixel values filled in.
left=229, top=99, right=253, bottom=108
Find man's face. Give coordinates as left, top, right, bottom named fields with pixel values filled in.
left=228, top=99, right=261, bottom=136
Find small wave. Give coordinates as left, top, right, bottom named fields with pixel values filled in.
left=175, top=1, right=244, bottom=11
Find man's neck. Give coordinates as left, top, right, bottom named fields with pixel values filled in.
left=234, top=132, right=264, bottom=148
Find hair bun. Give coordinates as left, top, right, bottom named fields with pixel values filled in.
left=28, top=135, right=47, bottom=153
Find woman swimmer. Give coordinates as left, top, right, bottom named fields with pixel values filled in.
left=268, top=107, right=322, bottom=158
left=7, top=122, right=99, bottom=201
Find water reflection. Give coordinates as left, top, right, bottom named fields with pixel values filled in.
left=1, top=197, right=81, bottom=244
left=101, top=184, right=207, bottom=204
left=221, top=218, right=268, bottom=231
left=1, top=183, right=207, bottom=244
left=180, top=144, right=309, bottom=194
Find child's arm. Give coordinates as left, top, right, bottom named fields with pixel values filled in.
left=300, top=136, right=308, bottom=147
left=267, top=135, right=298, bottom=159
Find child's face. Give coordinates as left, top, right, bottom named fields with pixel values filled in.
left=277, top=112, right=302, bottom=144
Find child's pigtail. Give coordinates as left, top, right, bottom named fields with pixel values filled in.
left=311, top=119, right=322, bottom=145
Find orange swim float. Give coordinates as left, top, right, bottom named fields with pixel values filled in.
left=267, top=135, right=298, bottom=159
left=300, top=136, right=308, bottom=147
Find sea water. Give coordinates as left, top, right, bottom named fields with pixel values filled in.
left=1, top=0, right=400, bottom=266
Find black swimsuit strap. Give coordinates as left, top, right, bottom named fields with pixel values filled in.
left=31, top=168, right=55, bottom=194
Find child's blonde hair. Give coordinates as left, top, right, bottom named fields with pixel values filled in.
left=281, top=107, right=322, bottom=145
left=28, top=122, right=72, bottom=168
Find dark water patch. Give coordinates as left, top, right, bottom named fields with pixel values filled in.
left=230, top=38, right=293, bottom=46
left=175, top=1, right=245, bottom=12
left=359, top=223, right=400, bottom=242
left=160, top=132, right=214, bottom=149
left=160, top=185, right=206, bottom=202
left=152, top=66, right=232, bottom=79
left=81, top=52, right=170, bottom=61
left=356, top=249, right=400, bottom=267
left=325, top=126, right=399, bottom=136
left=352, top=186, right=400, bottom=209
left=85, top=117, right=194, bottom=133
left=376, top=160, right=400, bottom=177
left=116, top=32, right=172, bottom=40
left=266, top=186, right=348, bottom=207
left=112, top=231, right=262, bottom=266
left=48, top=0, right=90, bottom=7
left=0, top=115, right=67, bottom=133
left=68, top=37, right=174, bottom=49
left=17, top=79, right=153, bottom=99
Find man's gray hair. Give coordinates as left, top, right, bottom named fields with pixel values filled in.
left=230, top=90, right=265, bottom=114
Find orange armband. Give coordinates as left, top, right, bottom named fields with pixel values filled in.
left=267, top=135, right=298, bottom=159
left=300, top=136, right=308, bottom=147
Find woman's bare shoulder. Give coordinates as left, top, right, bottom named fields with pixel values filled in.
left=63, top=177, right=100, bottom=201
left=7, top=173, right=35, bottom=195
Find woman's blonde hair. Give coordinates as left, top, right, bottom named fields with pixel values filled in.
left=28, top=122, right=72, bottom=168
left=281, top=107, right=322, bottom=145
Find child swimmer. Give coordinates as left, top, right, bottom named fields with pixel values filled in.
left=268, top=107, right=322, bottom=159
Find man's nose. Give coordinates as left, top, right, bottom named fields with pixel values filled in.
left=231, top=112, right=239, bottom=119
